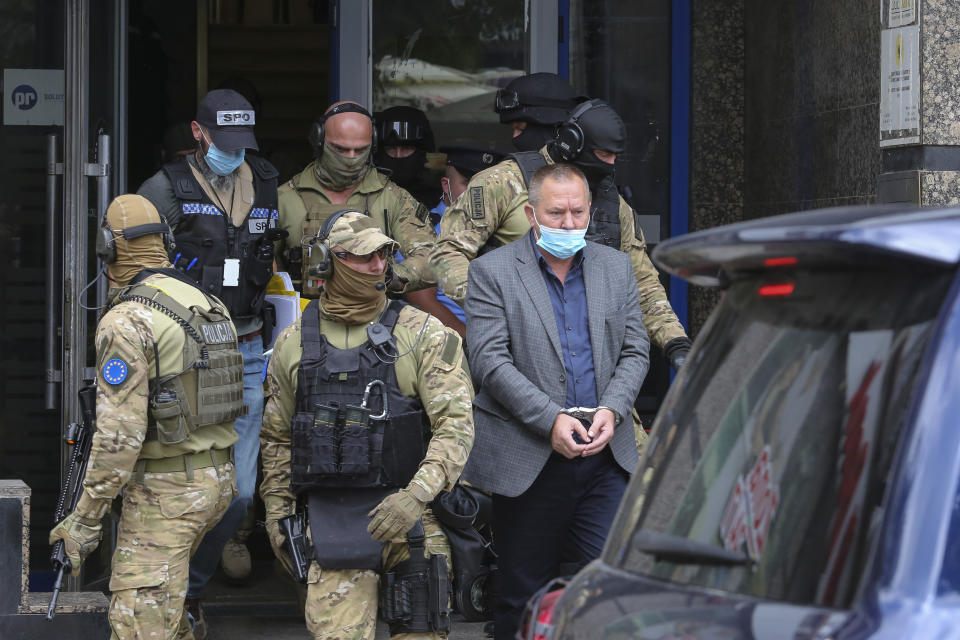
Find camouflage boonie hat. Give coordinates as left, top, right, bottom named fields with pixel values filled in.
left=325, top=210, right=399, bottom=255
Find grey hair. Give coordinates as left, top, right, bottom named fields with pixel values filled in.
left=527, top=163, right=591, bottom=209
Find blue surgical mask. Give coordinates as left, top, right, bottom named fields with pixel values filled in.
left=533, top=209, right=587, bottom=259
left=202, top=131, right=245, bottom=176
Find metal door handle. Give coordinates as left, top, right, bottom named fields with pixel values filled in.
left=45, top=134, right=64, bottom=410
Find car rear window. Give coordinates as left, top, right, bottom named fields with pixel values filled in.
left=610, top=268, right=951, bottom=609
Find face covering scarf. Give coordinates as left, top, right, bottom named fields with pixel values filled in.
left=320, top=256, right=387, bottom=324
left=315, top=146, right=372, bottom=191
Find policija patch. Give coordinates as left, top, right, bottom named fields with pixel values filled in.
left=470, top=186, right=485, bottom=220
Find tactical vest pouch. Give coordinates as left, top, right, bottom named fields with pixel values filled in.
left=150, top=389, right=189, bottom=445
left=245, top=248, right=274, bottom=288
left=381, top=411, right=430, bottom=486
left=201, top=265, right=223, bottom=297
left=340, top=405, right=371, bottom=476
left=380, top=523, right=452, bottom=635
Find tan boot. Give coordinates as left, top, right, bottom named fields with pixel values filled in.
left=221, top=536, right=252, bottom=580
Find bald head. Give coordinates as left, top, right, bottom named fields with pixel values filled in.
left=324, top=101, right=373, bottom=157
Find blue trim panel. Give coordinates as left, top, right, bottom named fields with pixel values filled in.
left=669, top=0, right=691, bottom=330
left=558, top=0, right=570, bottom=78
left=329, top=1, right=340, bottom=102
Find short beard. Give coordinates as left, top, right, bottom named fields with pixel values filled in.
left=190, top=151, right=237, bottom=193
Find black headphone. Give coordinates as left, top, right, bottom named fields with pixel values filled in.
left=308, top=103, right=377, bottom=160
left=96, top=215, right=176, bottom=264
left=307, top=208, right=360, bottom=280
left=554, top=99, right=602, bottom=162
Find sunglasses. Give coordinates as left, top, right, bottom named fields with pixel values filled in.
left=332, top=246, right=390, bottom=263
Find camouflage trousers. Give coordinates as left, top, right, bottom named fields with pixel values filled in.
left=304, top=511, right=451, bottom=640
left=107, top=461, right=236, bottom=640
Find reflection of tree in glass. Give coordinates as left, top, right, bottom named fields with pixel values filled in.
left=373, top=0, right=524, bottom=72
left=372, top=0, right=525, bottom=114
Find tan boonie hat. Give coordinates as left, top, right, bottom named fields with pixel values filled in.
left=325, top=210, right=399, bottom=255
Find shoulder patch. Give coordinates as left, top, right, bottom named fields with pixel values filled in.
left=416, top=202, right=430, bottom=222
left=470, top=186, right=485, bottom=220
left=436, top=331, right=461, bottom=372
left=102, top=358, right=129, bottom=385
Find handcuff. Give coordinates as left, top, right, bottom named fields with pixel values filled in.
left=561, top=406, right=620, bottom=425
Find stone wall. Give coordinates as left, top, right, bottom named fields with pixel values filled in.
left=688, top=0, right=882, bottom=334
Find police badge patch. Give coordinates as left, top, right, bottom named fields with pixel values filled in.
left=470, top=186, right=485, bottom=220
left=102, top=358, right=129, bottom=385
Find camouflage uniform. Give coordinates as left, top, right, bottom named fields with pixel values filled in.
left=276, top=162, right=437, bottom=294
left=429, top=147, right=688, bottom=351
left=261, top=303, right=473, bottom=639
left=261, top=215, right=474, bottom=640
left=76, top=273, right=239, bottom=640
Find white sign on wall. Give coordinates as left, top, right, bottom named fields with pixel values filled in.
left=3, top=68, right=65, bottom=126
left=880, top=26, right=920, bottom=147
left=888, top=0, right=917, bottom=28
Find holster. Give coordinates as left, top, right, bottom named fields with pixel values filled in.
left=379, top=521, right=451, bottom=635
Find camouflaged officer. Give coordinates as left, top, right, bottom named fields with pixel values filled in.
left=275, top=101, right=437, bottom=298
left=49, top=194, right=243, bottom=640
left=260, top=210, right=474, bottom=640
left=430, top=97, right=692, bottom=369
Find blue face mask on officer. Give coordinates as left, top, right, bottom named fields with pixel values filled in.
left=532, top=208, right=588, bottom=259
left=201, top=130, right=245, bottom=176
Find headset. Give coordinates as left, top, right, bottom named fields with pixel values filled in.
left=308, top=103, right=377, bottom=160
left=96, top=215, right=175, bottom=264
left=306, top=208, right=359, bottom=281
left=553, top=99, right=602, bottom=162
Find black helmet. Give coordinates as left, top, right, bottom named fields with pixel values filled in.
left=495, top=72, right=586, bottom=125
left=375, top=105, right=435, bottom=152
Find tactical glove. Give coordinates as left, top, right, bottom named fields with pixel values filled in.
left=49, top=512, right=102, bottom=571
left=367, top=488, right=427, bottom=542
left=265, top=518, right=297, bottom=578
left=664, top=337, right=692, bottom=371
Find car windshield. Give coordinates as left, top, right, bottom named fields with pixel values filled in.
left=608, top=267, right=951, bottom=608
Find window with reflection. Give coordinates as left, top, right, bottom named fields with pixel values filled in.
left=372, top=0, right=526, bottom=152
left=609, top=269, right=949, bottom=608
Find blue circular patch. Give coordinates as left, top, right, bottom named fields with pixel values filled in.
left=102, top=358, right=128, bottom=385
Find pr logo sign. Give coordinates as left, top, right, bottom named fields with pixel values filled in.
left=12, top=84, right=38, bottom=110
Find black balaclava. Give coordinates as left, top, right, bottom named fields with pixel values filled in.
left=374, top=106, right=441, bottom=205
left=496, top=72, right=585, bottom=152
left=549, top=100, right=627, bottom=188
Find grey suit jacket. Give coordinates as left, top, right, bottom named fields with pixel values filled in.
left=462, top=234, right=649, bottom=497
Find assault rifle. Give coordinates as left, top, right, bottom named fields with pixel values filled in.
left=46, top=382, right=97, bottom=620
left=278, top=511, right=310, bottom=583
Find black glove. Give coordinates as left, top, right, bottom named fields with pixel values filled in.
left=664, top=337, right=692, bottom=371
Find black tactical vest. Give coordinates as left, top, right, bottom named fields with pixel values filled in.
left=162, top=155, right=279, bottom=324
left=289, top=299, right=431, bottom=494
left=507, top=151, right=623, bottom=250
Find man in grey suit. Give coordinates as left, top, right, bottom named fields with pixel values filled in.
left=463, top=163, right=649, bottom=640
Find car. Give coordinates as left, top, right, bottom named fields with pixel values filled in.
left=519, top=205, right=960, bottom=639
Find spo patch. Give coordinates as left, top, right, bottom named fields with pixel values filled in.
left=470, top=186, right=485, bottom=220
left=102, top=358, right=129, bottom=385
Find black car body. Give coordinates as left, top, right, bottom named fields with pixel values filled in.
left=541, top=206, right=960, bottom=639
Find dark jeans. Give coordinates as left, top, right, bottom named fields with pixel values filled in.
left=492, top=448, right=627, bottom=640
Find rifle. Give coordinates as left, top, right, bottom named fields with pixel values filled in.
left=278, top=511, right=310, bottom=583
left=46, top=382, right=97, bottom=620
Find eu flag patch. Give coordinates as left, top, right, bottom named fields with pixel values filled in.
left=102, top=358, right=129, bottom=385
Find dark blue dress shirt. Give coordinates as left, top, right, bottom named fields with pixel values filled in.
left=530, top=232, right=597, bottom=409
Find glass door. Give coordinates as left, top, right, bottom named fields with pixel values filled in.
left=0, top=0, right=123, bottom=589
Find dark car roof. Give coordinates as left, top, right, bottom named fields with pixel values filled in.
left=653, top=205, right=960, bottom=285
